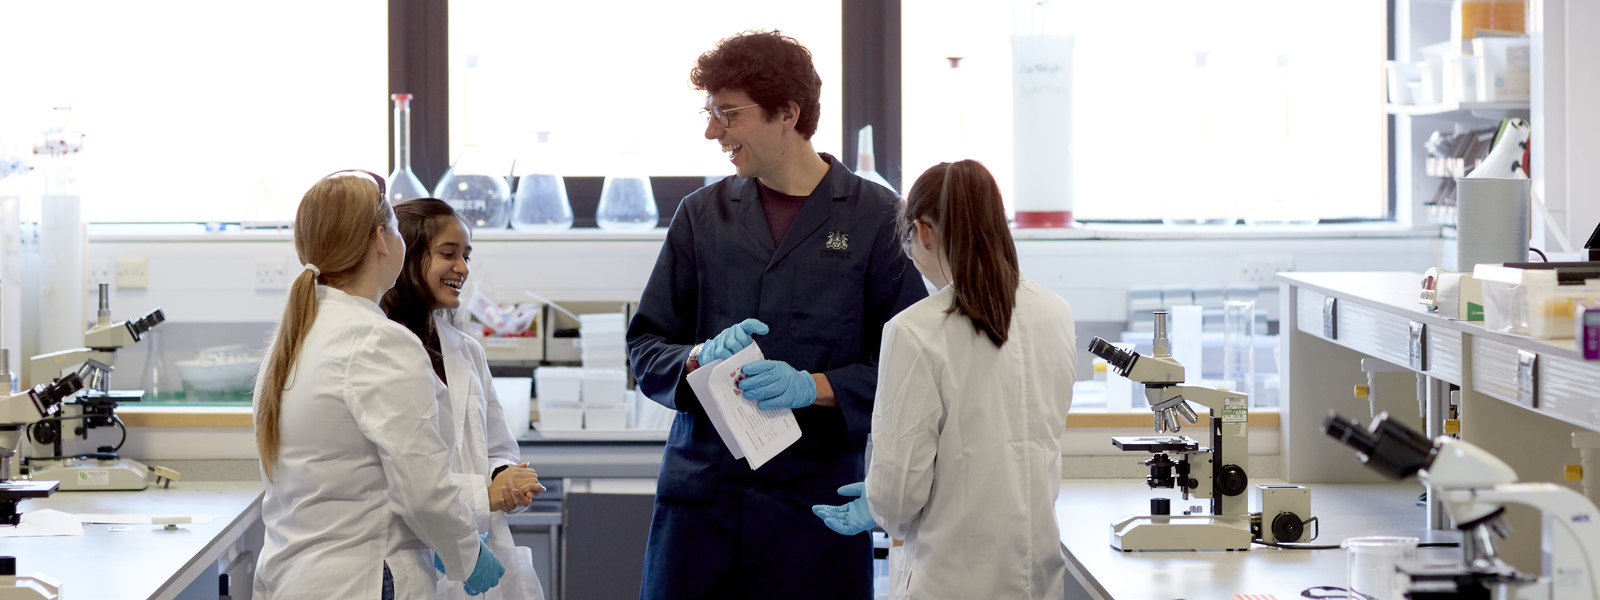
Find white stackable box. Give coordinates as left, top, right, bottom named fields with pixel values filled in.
left=580, top=313, right=629, bottom=369
left=581, top=369, right=628, bottom=406
left=584, top=405, right=628, bottom=430
left=535, top=367, right=583, bottom=403
left=537, top=400, right=584, bottom=431
left=490, top=376, right=533, bottom=439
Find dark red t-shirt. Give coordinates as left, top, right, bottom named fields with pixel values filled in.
left=757, top=180, right=809, bottom=246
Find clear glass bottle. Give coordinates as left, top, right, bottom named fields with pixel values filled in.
left=434, top=146, right=512, bottom=230
left=388, top=93, right=429, bottom=204
left=510, top=132, right=573, bottom=231
left=140, top=328, right=169, bottom=402
left=1223, top=300, right=1259, bottom=407
left=854, top=125, right=897, bottom=196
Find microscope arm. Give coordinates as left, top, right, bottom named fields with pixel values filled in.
left=1148, top=385, right=1247, bottom=412
left=27, top=348, right=113, bottom=390
left=1440, top=483, right=1600, bottom=595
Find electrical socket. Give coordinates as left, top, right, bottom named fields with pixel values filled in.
left=87, top=260, right=114, bottom=290
left=256, top=257, right=287, bottom=291
left=116, top=257, right=149, bottom=289
left=1238, top=254, right=1295, bottom=285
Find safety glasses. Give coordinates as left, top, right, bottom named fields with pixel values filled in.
left=322, top=169, right=387, bottom=206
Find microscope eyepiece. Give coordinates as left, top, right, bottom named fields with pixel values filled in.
left=1087, top=337, right=1137, bottom=376
left=1321, top=411, right=1436, bottom=480
left=131, top=308, right=166, bottom=335
left=27, top=372, right=84, bottom=417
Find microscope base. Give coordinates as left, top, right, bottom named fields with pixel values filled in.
left=28, top=457, right=149, bottom=491
left=1110, top=514, right=1252, bottom=551
left=0, top=574, right=62, bottom=600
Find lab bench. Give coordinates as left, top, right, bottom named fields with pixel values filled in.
left=1056, top=479, right=1460, bottom=600
left=7, top=482, right=263, bottom=600
left=1277, top=271, right=1599, bottom=571
left=513, top=435, right=664, bottom=600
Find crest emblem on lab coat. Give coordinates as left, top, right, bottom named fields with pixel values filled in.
left=825, top=231, right=849, bottom=251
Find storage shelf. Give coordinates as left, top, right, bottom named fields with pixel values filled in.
left=1384, top=101, right=1530, bottom=119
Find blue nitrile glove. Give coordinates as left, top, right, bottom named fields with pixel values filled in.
left=701, top=318, right=769, bottom=364
left=435, top=533, right=493, bottom=574
left=811, top=482, right=874, bottom=535
left=738, top=359, right=816, bottom=410
left=462, top=535, right=505, bottom=596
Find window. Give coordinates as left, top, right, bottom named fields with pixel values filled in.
left=902, top=1, right=1388, bottom=223
left=0, top=1, right=387, bottom=223
left=446, top=0, right=841, bottom=178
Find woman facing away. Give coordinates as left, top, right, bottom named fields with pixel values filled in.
left=812, top=160, right=1078, bottom=599
left=380, top=197, right=547, bottom=600
left=252, top=171, right=504, bottom=599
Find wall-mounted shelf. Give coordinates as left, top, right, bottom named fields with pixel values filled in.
left=1385, top=101, right=1531, bottom=119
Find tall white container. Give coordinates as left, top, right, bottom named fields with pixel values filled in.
left=39, top=195, right=84, bottom=358
left=1011, top=2, right=1074, bottom=229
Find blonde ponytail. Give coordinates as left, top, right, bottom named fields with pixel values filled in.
left=256, top=172, right=391, bottom=482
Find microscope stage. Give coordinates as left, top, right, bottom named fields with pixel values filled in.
left=1112, top=436, right=1202, bottom=453
left=0, top=480, right=60, bottom=497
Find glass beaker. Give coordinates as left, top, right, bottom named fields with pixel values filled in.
left=1344, top=536, right=1418, bottom=600
left=387, top=93, right=429, bottom=204
left=1223, top=300, right=1258, bottom=406
left=595, top=175, right=659, bottom=231
left=434, top=147, right=512, bottom=230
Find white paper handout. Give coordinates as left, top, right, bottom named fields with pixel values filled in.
left=0, top=509, right=84, bottom=537
left=685, top=342, right=802, bottom=469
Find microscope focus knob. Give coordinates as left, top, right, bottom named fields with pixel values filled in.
left=1217, top=465, right=1249, bottom=496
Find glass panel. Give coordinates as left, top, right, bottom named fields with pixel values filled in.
left=903, top=0, right=1387, bottom=222
left=0, top=1, right=388, bottom=223
left=447, top=0, right=842, bottom=179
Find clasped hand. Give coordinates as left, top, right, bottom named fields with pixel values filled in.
left=489, top=463, right=543, bottom=512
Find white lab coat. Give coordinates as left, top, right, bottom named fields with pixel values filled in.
left=434, top=316, right=544, bottom=600
left=865, top=280, right=1077, bottom=600
left=253, top=286, right=482, bottom=600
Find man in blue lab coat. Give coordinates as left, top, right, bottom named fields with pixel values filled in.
left=626, top=30, right=927, bottom=599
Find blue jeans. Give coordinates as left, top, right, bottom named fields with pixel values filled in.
left=381, top=563, right=394, bottom=600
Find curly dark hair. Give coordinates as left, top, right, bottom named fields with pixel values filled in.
left=690, top=30, right=822, bottom=140
left=380, top=198, right=468, bottom=360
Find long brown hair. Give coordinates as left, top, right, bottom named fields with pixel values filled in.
left=257, top=173, right=393, bottom=482
left=899, top=160, right=1020, bottom=346
left=380, top=198, right=468, bottom=356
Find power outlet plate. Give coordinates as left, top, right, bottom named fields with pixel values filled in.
left=1239, top=254, right=1295, bottom=285
left=87, top=260, right=114, bottom=290
left=116, top=257, right=149, bottom=289
left=256, top=257, right=287, bottom=291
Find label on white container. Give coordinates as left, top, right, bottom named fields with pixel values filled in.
left=77, top=469, right=111, bottom=486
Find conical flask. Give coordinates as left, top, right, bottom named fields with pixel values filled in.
left=510, top=132, right=573, bottom=231
left=434, top=146, right=512, bottom=229
left=854, top=125, right=896, bottom=196
left=595, top=145, right=658, bottom=231
left=387, top=93, right=429, bottom=204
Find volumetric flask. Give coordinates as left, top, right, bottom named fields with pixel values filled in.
left=511, top=174, right=572, bottom=231
left=595, top=175, right=658, bottom=231
left=1223, top=300, right=1257, bottom=406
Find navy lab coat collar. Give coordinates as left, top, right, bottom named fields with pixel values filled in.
left=729, top=153, right=854, bottom=271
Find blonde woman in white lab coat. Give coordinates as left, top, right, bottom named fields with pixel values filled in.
left=812, top=160, right=1077, bottom=599
left=253, top=171, right=505, bottom=600
left=380, top=198, right=547, bottom=600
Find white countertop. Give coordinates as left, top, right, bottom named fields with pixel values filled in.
left=8, top=482, right=264, bottom=600
left=1056, top=479, right=1461, bottom=600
